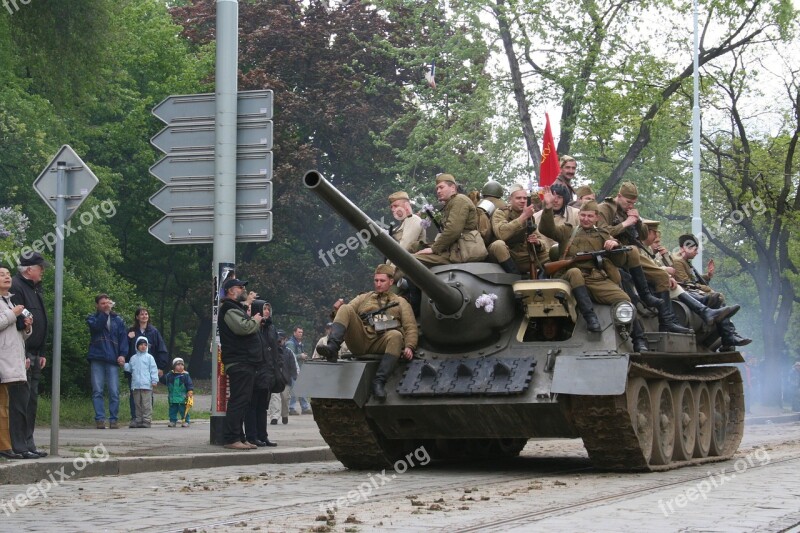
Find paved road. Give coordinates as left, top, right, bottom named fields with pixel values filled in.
left=1, top=421, right=798, bottom=532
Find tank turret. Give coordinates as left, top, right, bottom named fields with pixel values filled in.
left=304, top=170, right=516, bottom=346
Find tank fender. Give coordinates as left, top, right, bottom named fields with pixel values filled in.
left=293, top=360, right=378, bottom=407
left=551, top=353, right=629, bottom=395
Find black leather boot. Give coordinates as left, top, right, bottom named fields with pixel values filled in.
left=717, top=318, right=752, bottom=351
left=630, top=266, right=663, bottom=308
left=677, top=292, right=739, bottom=325
left=315, top=322, right=346, bottom=362
left=372, top=354, right=398, bottom=401
left=573, top=285, right=602, bottom=332
left=631, top=318, right=649, bottom=352
left=499, top=258, right=521, bottom=275
left=655, top=291, right=692, bottom=334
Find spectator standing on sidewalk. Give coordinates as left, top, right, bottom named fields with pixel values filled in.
left=123, top=337, right=159, bottom=428
left=86, top=294, right=127, bottom=429
left=10, top=252, right=50, bottom=457
left=269, top=331, right=297, bottom=425
left=126, top=306, right=169, bottom=419
left=286, top=326, right=311, bottom=415
left=0, top=266, right=36, bottom=459
left=165, top=357, right=193, bottom=427
left=218, top=278, right=261, bottom=450
left=244, top=300, right=278, bottom=447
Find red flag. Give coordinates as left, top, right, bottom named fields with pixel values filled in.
left=539, top=113, right=560, bottom=187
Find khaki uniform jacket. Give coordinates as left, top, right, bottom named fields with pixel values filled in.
left=431, top=194, right=479, bottom=255
left=393, top=214, right=425, bottom=252
left=671, top=254, right=711, bottom=290
left=597, top=198, right=648, bottom=244
left=477, top=197, right=506, bottom=244
left=533, top=205, right=579, bottom=249
left=347, top=291, right=418, bottom=351
left=538, top=208, right=616, bottom=274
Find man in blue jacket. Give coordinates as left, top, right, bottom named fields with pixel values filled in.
left=86, top=294, right=127, bottom=429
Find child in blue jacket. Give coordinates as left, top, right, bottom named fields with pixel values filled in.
left=165, top=358, right=194, bottom=427
left=123, top=337, right=159, bottom=428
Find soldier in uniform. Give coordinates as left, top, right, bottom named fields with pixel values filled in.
left=388, top=191, right=425, bottom=253
left=672, top=234, right=751, bottom=350
left=488, top=184, right=549, bottom=275
left=475, top=180, right=507, bottom=247
left=640, top=220, right=740, bottom=327
left=538, top=192, right=649, bottom=352
left=413, top=173, right=486, bottom=266
left=554, top=155, right=577, bottom=204
left=316, top=264, right=418, bottom=401
left=570, top=185, right=595, bottom=208
left=596, top=181, right=689, bottom=333
left=533, top=183, right=579, bottom=249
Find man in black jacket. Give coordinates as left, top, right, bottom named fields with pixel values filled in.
left=218, top=278, right=261, bottom=450
left=10, top=252, right=49, bottom=457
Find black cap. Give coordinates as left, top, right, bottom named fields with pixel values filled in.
left=20, top=252, right=50, bottom=268
left=277, top=330, right=286, bottom=339
left=222, top=278, right=247, bottom=291
left=326, top=322, right=333, bottom=328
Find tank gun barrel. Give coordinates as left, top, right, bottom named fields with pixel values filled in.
left=304, top=171, right=464, bottom=315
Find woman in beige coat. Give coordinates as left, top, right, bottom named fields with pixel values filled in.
left=0, top=266, right=33, bottom=459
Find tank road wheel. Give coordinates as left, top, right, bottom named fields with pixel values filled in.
left=693, top=383, right=712, bottom=458
left=649, top=380, right=675, bottom=465
left=493, top=438, right=528, bottom=458
left=708, top=381, right=728, bottom=456
left=670, top=382, right=697, bottom=461
left=626, top=377, right=653, bottom=464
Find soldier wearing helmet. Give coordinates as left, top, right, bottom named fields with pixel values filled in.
left=475, top=181, right=507, bottom=246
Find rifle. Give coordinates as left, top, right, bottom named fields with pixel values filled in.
left=544, top=246, right=632, bottom=276
left=424, top=207, right=443, bottom=233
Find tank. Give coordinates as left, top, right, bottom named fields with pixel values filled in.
left=295, top=171, right=744, bottom=471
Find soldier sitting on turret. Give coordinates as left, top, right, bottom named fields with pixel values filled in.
left=597, top=181, right=690, bottom=334
left=475, top=180, right=507, bottom=247
left=388, top=191, right=425, bottom=253
left=671, top=234, right=751, bottom=351
left=488, top=184, right=549, bottom=275
left=538, top=190, right=650, bottom=352
left=316, top=264, right=418, bottom=401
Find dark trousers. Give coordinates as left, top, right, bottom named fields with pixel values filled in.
left=7, top=381, right=31, bottom=454
left=244, top=386, right=271, bottom=442
left=223, top=363, right=256, bottom=445
left=25, top=353, right=42, bottom=450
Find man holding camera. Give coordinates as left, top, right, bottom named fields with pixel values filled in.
left=11, top=252, right=49, bottom=456
left=86, top=294, right=128, bottom=429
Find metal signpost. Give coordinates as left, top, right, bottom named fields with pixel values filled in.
left=33, top=145, right=99, bottom=456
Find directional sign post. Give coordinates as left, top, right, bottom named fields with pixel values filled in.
left=148, top=90, right=273, bottom=244
left=34, top=145, right=99, bottom=457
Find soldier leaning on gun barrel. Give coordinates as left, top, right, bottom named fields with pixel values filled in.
left=596, top=182, right=690, bottom=334
left=488, top=183, right=550, bottom=275
left=636, top=220, right=740, bottom=329
left=316, top=264, right=418, bottom=401
left=670, top=234, right=751, bottom=351
left=537, top=189, right=650, bottom=352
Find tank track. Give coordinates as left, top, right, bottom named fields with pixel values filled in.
left=570, top=361, right=744, bottom=471
left=310, top=398, right=404, bottom=469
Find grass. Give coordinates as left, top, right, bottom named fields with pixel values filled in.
left=37, top=379, right=212, bottom=428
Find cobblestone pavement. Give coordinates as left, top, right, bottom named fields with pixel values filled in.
left=0, top=422, right=798, bottom=532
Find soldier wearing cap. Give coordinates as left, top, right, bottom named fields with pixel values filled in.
left=554, top=155, right=578, bottom=203
left=672, top=234, right=751, bottom=350
left=316, top=264, right=418, bottom=401
left=639, top=221, right=740, bottom=331
left=489, top=183, right=549, bottom=275
left=570, top=185, right=595, bottom=208
left=388, top=191, right=425, bottom=253
left=413, top=173, right=487, bottom=266
left=533, top=183, right=579, bottom=249
left=538, top=193, right=650, bottom=351
left=595, top=181, right=690, bottom=334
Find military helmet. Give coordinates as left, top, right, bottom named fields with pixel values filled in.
left=481, top=181, right=504, bottom=198
left=549, top=243, right=560, bottom=262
